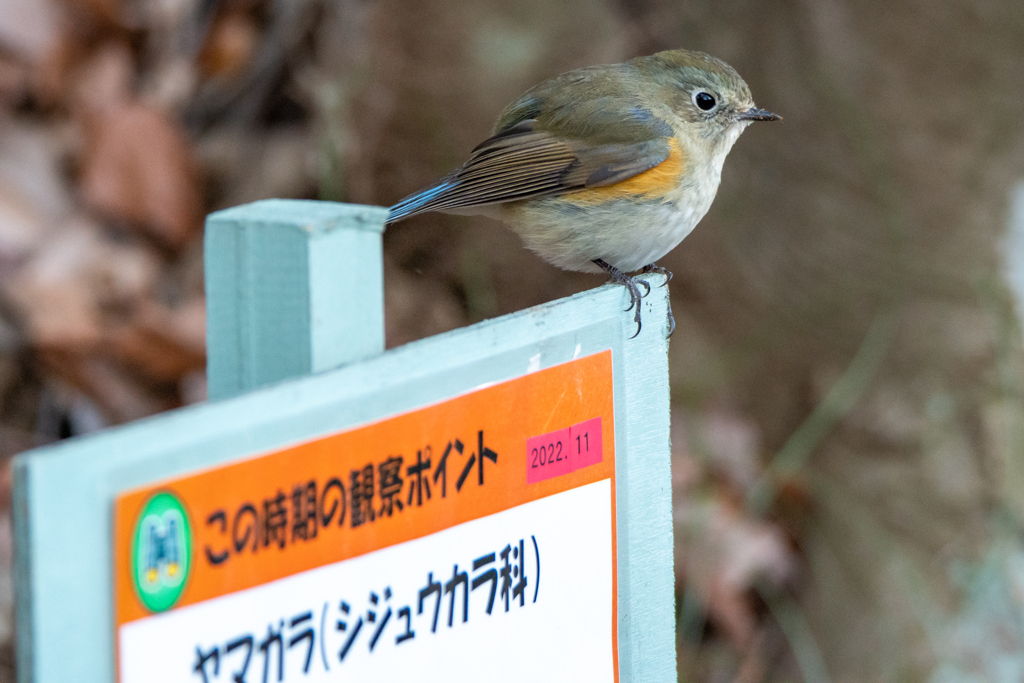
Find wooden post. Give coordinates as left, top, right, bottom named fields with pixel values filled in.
left=204, top=199, right=387, bottom=399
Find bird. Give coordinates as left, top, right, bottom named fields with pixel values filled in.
left=387, top=49, right=780, bottom=337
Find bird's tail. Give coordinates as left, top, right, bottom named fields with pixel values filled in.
left=387, top=181, right=455, bottom=223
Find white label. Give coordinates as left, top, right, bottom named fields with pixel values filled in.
left=119, top=479, right=615, bottom=683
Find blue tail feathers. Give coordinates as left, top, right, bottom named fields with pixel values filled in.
left=387, top=181, right=454, bottom=223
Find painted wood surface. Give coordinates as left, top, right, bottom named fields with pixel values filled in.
left=205, top=200, right=387, bottom=400
left=13, top=200, right=674, bottom=683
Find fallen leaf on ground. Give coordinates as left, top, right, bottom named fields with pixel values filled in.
left=75, top=44, right=203, bottom=249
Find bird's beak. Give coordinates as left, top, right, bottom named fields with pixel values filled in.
left=738, top=107, right=781, bottom=122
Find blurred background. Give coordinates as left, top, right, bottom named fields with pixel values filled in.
left=1, top=0, right=1023, bottom=680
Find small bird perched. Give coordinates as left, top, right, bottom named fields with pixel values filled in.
left=387, top=49, right=779, bottom=336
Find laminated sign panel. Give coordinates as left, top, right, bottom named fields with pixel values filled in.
left=113, top=352, right=618, bottom=683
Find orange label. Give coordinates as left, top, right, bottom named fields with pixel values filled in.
left=113, top=351, right=616, bottom=629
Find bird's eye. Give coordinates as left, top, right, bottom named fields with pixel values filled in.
left=694, top=91, right=716, bottom=111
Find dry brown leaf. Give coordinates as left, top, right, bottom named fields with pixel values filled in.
left=3, top=217, right=160, bottom=347
left=0, top=0, right=60, bottom=62
left=703, top=565, right=759, bottom=648
left=30, top=27, right=88, bottom=106
left=199, top=11, right=259, bottom=79
left=674, top=409, right=797, bottom=650
left=29, top=0, right=130, bottom=106
left=0, top=179, right=51, bottom=267
left=0, top=55, right=29, bottom=106
left=71, top=40, right=132, bottom=111
left=1, top=204, right=203, bottom=422
left=5, top=227, right=105, bottom=347
left=56, top=0, right=125, bottom=34
left=156, top=296, right=206, bottom=354
left=68, top=42, right=203, bottom=249
left=36, top=348, right=172, bottom=422
left=0, top=118, right=75, bottom=265
left=700, top=410, right=762, bottom=492
left=677, top=497, right=797, bottom=648
left=179, top=369, right=207, bottom=405
left=105, top=323, right=204, bottom=383
left=105, top=298, right=206, bottom=382
left=78, top=96, right=203, bottom=249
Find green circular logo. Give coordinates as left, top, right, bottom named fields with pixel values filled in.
left=131, top=491, right=193, bottom=613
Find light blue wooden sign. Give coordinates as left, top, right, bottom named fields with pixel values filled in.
left=13, top=200, right=674, bottom=682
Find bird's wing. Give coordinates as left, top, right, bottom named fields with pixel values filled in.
left=387, top=103, right=673, bottom=222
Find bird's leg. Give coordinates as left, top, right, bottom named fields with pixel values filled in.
left=593, top=258, right=649, bottom=338
left=640, top=262, right=675, bottom=337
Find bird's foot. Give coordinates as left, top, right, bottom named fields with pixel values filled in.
left=593, top=259, right=649, bottom=338
left=640, top=263, right=675, bottom=337
left=640, top=263, right=673, bottom=284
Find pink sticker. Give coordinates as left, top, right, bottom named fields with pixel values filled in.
left=526, top=417, right=604, bottom=484
left=570, top=417, right=603, bottom=471
left=525, top=427, right=572, bottom=483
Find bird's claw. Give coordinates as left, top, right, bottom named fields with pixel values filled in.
left=640, top=263, right=673, bottom=286
left=624, top=278, right=645, bottom=338
left=593, top=259, right=648, bottom=338
left=594, top=259, right=676, bottom=338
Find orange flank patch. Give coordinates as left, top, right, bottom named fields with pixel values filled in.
left=565, top=137, right=685, bottom=206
